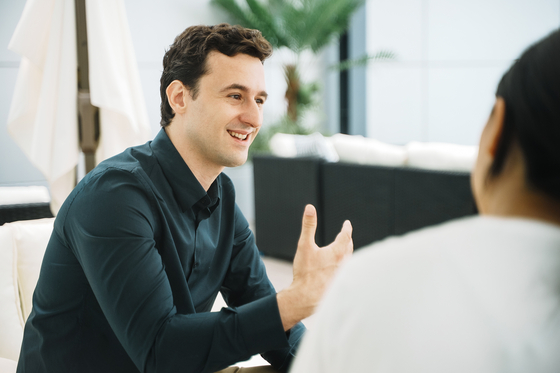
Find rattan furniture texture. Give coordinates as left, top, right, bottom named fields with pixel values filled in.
left=253, top=155, right=476, bottom=261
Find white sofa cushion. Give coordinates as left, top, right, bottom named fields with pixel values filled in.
left=0, top=357, right=17, bottom=373
left=14, top=218, right=55, bottom=319
left=406, top=141, right=478, bottom=172
left=269, top=132, right=340, bottom=162
left=0, top=225, right=24, bottom=361
left=0, top=218, right=54, bottom=363
left=330, top=133, right=408, bottom=167
left=0, top=186, right=50, bottom=205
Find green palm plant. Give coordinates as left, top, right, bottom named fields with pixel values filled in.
left=213, top=0, right=363, bottom=53
left=212, top=0, right=365, bottom=124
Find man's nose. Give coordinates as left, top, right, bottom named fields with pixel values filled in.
left=240, top=100, right=262, bottom=128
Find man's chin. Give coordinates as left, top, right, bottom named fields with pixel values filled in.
left=223, top=154, right=248, bottom=168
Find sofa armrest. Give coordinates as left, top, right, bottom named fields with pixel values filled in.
left=0, top=357, right=17, bottom=373
left=0, top=218, right=55, bottom=362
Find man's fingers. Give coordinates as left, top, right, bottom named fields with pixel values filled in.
left=333, top=220, right=353, bottom=255
left=342, top=220, right=352, bottom=236
left=298, top=204, right=317, bottom=245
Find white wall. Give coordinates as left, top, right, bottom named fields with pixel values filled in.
left=366, top=0, right=560, bottom=146
left=0, top=0, right=47, bottom=188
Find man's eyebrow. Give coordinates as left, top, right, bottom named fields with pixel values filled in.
left=221, top=83, right=268, bottom=99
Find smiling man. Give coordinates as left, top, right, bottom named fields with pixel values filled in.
left=164, top=50, right=267, bottom=188
left=16, top=24, right=353, bottom=373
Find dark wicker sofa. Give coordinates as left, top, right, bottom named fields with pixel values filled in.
left=0, top=203, right=53, bottom=226
left=253, top=155, right=477, bottom=261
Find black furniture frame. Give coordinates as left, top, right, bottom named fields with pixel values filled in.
left=0, top=203, right=54, bottom=226
left=253, top=155, right=477, bottom=261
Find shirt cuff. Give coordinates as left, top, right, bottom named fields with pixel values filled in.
left=237, top=294, right=289, bottom=354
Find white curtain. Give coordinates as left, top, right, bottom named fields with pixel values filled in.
left=7, top=0, right=151, bottom=215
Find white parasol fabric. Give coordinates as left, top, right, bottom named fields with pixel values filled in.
left=7, top=0, right=78, bottom=216
left=86, top=0, right=151, bottom=163
left=7, top=0, right=151, bottom=215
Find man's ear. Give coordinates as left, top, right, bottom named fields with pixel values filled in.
left=488, top=97, right=506, bottom=157
left=166, top=80, right=189, bottom=115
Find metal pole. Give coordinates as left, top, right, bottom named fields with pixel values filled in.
left=339, top=32, right=349, bottom=135
left=75, top=0, right=99, bottom=175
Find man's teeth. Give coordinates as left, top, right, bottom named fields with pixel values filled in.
left=228, top=131, right=248, bottom=140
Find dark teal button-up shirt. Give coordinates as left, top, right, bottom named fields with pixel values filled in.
left=17, top=129, right=304, bottom=373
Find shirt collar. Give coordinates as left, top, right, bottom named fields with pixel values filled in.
left=151, top=128, right=221, bottom=214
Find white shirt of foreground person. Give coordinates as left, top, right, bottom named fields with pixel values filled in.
left=289, top=215, right=560, bottom=373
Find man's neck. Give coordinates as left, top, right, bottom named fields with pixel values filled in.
left=164, top=127, right=223, bottom=191
left=190, top=164, right=223, bottom=192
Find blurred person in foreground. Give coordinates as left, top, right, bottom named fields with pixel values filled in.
left=16, top=24, right=352, bottom=373
left=290, top=28, right=560, bottom=373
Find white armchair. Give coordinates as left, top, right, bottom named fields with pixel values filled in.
left=0, top=218, right=54, bottom=372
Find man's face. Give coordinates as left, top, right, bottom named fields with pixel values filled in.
left=180, top=50, right=267, bottom=170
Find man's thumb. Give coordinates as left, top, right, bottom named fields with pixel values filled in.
left=333, top=220, right=354, bottom=255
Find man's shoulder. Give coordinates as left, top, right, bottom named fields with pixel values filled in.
left=61, top=144, right=158, bottom=214
left=97, top=142, right=154, bottom=173
left=78, top=142, right=160, bottom=193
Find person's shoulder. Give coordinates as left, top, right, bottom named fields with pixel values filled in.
left=339, top=214, right=560, bottom=285
left=353, top=215, right=481, bottom=262
left=96, top=142, right=153, bottom=174
left=78, top=142, right=160, bottom=192
left=62, top=150, right=157, bottom=219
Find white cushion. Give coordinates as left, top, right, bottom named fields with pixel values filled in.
left=13, top=218, right=55, bottom=320
left=269, top=132, right=340, bottom=162
left=406, top=141, right=478, bottom=172
left=331, top=133, right=407, bottom=167
left=0, top=225, right=24, bottom=361
left=0, top=218, right=54, bottom=362
left=0, top=357, right=17, bottom=373
left=0, top=186, right=50, bottom=205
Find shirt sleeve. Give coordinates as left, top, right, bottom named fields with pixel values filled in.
left=60, top=168, right=294, bottom=373
left=219, top=204, right=306, bottom=372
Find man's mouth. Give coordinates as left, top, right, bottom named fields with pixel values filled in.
left=228, top=130, right=248, bottom=140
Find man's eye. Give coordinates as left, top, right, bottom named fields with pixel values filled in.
left=230, top=94, right=241, bottom=100
left=256, top=98, right=265, bottom=105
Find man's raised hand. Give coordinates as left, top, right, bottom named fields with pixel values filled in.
left=277, top=204, right=353, bottom=330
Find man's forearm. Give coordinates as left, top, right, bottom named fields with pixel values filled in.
left=276, top=286, right=313, bottom=331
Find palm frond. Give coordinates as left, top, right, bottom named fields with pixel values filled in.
left=245, top=0, right=290, bottom=48
left=212, top=0, right=365, bottom=53
left=301, top=0, right=363, bottom=52
left=212, top=0, right=258, bottom=29
left=330, top=50, right=396, bottom=71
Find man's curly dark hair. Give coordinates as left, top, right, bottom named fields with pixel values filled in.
left=159, top=23, right=273, bottom=127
